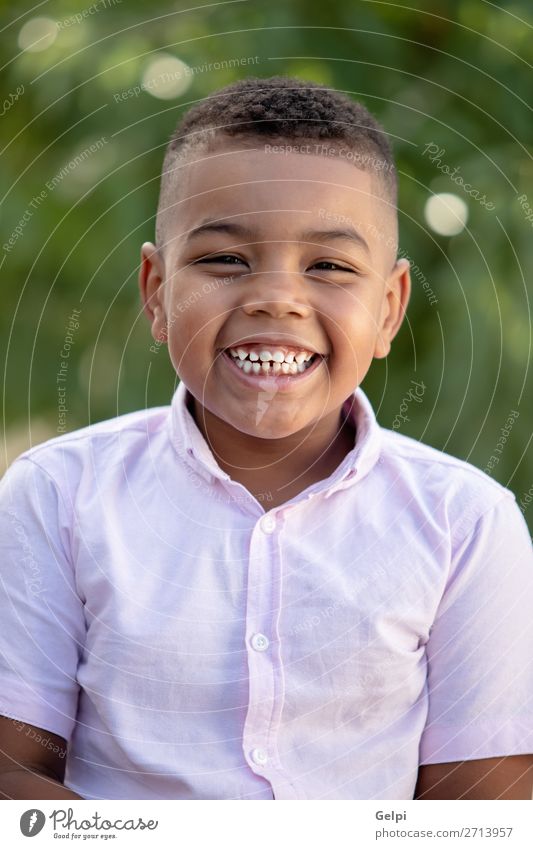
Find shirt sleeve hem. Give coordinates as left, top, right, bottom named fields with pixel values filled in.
left=0, top=703, right=75, bottom=742
left=420, top=720, right=533, bottom=764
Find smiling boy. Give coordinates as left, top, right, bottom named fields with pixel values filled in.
left=1, top=77, right=532, bottom=801
left=143, top=129, right=406, bottom=507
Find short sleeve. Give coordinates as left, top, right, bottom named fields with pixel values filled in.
left=419, top=492, right=533, bottom=764
left=0, top=457, right=85, bottom=741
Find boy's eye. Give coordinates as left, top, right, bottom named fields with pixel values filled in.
left=309, top=261, right=354, bottom=273
left=195, top=254, right=247, bottom=265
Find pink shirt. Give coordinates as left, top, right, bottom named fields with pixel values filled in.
left=1, top=381, right=532, bottom=800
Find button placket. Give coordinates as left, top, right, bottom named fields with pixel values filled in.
left=242, top=513, right=280, bottom=782
left=241, top=513, right=300, bottom=799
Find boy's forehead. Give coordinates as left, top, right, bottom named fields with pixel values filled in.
left=169, top=145, right=391, bottom=244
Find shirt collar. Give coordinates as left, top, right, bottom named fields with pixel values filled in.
left=168, top=380, right=382, bottom=495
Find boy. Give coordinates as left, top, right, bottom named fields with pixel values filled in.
left=1, top=76, right=532, bottom=801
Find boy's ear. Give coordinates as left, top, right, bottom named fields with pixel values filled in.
left=373, top=258, right=411, bottom=359
left=139, top=241, right=168, bottom=344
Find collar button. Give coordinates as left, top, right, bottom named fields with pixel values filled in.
left=260, top=514, right=276, bottom=534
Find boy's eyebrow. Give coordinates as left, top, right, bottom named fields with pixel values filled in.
left=185, top=220, right=370, bottom=254
left=300, top=227, right=370, bottom=254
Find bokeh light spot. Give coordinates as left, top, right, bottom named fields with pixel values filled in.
left=142, top=54, right=192, bottom=100
left=424, top=192, right=469, bottom=237
left=18, top=17, right=58, bottom=53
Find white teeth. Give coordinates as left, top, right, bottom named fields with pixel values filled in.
left=229, top=347, right=315, bottom=362
left=228, top=345, right=317, bottom=375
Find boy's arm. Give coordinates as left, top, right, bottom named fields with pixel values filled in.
left=418, top=493, right=533, bottom=798
left=0, top=459, right=87, bottom=800
left=0, top=716, right=83, bottom=800
left=415, top=755, right=533, bottom=799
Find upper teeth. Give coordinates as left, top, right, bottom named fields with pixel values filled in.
left=227, top=346, right=316, bottom=375
left=230, top=347, right=313, bottom=363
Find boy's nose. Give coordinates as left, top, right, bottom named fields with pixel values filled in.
left=240, top=270, right=313, bottom=319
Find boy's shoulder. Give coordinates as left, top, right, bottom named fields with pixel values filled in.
left=11, top=404, right=172, bottom=480
left=377, top=424, right=517, bottom=537
left=379, top=424, right=504, bottom=481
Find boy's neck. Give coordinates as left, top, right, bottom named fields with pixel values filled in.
left=187, top=392, right=357, bottom=508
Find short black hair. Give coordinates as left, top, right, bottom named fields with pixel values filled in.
left=155, top=75, right=397, bottom=247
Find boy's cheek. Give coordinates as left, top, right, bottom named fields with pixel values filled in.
left=166, top=318, right=212, bottom=370
left=336, top=327, right=380, bottom=378
left=325, top=309, right=375, bottom=352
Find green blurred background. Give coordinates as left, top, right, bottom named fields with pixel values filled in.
left=1, top=0, right=532, bottom=528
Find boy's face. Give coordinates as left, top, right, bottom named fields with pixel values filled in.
left=140, top=143, right=410, bottom=440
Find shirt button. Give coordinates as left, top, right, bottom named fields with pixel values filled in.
left=260, top=514, right=276, bottom=534
left=250, top=747, right=268, bottom=766
left=250, top=633, right=269, bottom=652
